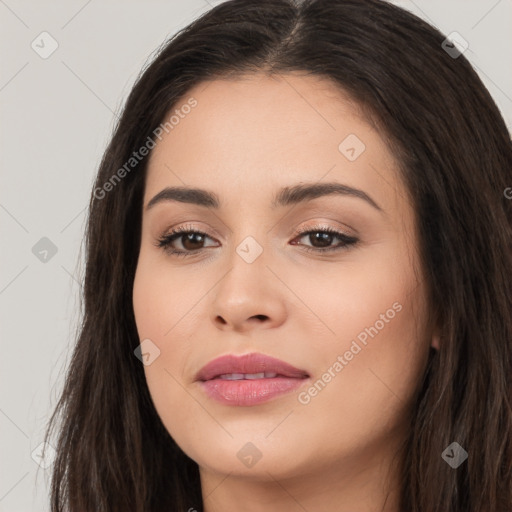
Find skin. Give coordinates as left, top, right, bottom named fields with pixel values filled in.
left=132, top=71, right=440, bottom=512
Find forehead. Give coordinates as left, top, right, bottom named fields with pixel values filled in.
left=144, top=72, right=407, bottom=215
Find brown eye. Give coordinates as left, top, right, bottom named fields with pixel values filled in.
left=156, top=228, right=218, bottom=256
left=179, top=232, right=207, bottom=251
left=291, top=227, right=358, bottom=253
left=305, top=231, right=335, bottom=248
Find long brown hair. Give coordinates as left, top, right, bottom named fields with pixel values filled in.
left=44, top=0, right=512, bottom=510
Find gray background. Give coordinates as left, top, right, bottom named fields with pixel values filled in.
left=1, top=1, right=511, bottom=510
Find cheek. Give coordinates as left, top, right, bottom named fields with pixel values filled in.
left=132, top=251, right=206, bottom=355
left=290, top=254, right=428, bottom=425
left=132, top=288, right=194, bottom=460
left=287, top=251, right=414, bottom=355
left=132, top=256, right=210, bottom=452
left=133, top=271, right=196, bottom=396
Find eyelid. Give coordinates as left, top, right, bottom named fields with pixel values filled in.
left=293, top=222, right=355, bottom=238
left=159, top=221, right=354, bottom=243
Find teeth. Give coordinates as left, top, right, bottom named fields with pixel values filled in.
left=219, top=372, right=278, bottom=380
left=245, top=372, right=265, bottom=379
left=220, top=373, right=245, bottom=380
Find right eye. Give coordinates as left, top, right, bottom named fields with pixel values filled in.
left=155, top=227, right=219, bottom=257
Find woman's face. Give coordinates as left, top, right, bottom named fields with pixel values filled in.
left=133, top=72, right=438, bottom=483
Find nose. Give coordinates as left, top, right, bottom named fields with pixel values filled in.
left=210, top=245, right=287, bottom=333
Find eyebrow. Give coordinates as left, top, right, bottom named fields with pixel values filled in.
left=145, top=182, right=383, bottom=213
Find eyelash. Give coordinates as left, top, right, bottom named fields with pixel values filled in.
left=155, top=224, right=358, bottom=258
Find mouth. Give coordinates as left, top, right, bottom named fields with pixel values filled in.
left=196, top=353, right=310, bottom=406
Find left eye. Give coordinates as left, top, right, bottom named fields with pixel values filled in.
left=291, top=228, right=358, bottom=252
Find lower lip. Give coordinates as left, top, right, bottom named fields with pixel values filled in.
left=200, top=377, right=307, bottom=406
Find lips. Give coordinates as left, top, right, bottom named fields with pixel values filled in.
left=196, top=353, right=310, bottom=406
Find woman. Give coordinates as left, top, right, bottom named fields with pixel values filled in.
left=44, top=0, right=512, bottom=510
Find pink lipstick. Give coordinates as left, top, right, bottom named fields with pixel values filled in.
left=196, top=353, right=309, bottom=406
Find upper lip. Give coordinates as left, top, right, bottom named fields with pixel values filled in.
left=196, top=353, right=309, bottom=381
